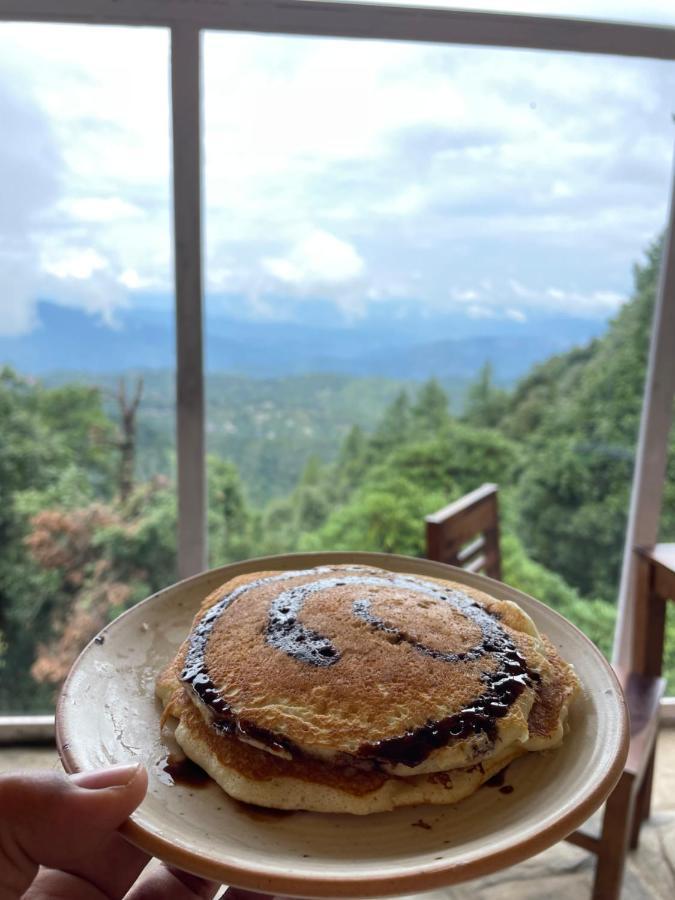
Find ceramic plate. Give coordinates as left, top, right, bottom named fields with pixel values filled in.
left=56, top=552, right=628, bottom=898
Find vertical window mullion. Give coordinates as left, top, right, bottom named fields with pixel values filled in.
left=171, top=23, right=207, bottom=578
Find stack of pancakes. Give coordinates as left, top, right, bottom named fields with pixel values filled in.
left=157, top=564, right=580, bottom=815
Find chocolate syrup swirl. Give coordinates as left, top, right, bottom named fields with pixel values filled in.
left=348, top=576, right=535, bottom=766
left=180, top=566, right=538, bottom=767
left=181, top=568, right=337, bottom=751
left=267, top=582, right=342, bottom=666
left=357, top=662, right=531, bottom=766
left=352, top=583, right=506, bottom=663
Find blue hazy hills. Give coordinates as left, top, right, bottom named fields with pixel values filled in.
left=1, top=300, right=606, bottom=384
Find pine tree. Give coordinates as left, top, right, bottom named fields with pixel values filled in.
left=337, top=425, right=367, bottom=486
left=370, top=390, right=412, bottom=454
left=463, top=362, right=509, bottom=428
left=411, top=379, right=449, bottom=437
left=208, top=457, right=252, bottom=563
left=300, top=453, right=323, bottom=487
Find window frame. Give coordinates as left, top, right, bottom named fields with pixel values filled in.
left=1, top=0, right=674, bottom=740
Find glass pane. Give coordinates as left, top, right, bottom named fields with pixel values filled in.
left=0, top=23, right=173, bottom=713
left=203, top=31, right=672, bottom=681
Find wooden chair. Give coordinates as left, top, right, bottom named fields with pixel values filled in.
left=425, top=483, right=501, bottom=580
left=425, top=486, right=673, bottom=900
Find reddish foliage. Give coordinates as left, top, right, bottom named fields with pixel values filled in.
left=26, top=503, right=135, bottom=686
left=26, top=505, right=116, bottom=582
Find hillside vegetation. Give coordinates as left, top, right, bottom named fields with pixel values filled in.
left=1, top=238, right=674, bottom=711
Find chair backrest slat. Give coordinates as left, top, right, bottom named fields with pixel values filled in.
left=425, top=483, right=501, bottom=581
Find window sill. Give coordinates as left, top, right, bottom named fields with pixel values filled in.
left=0, top=716, right=55, bottom=745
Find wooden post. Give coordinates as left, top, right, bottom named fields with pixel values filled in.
left=631, top=550, right=665, bottom=679
left=614, top=147, right=675, bottom=670
left=172, top=24, right=207, bottom=578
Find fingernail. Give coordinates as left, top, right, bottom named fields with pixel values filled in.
left=71, top=762, right=142, bottom=789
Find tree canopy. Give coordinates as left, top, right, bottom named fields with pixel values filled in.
left=2, top=236, right=675, bottom=710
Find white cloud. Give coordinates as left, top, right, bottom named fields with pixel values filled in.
left=0, top=15, right=672, bottom=333
left=61, top=197, right=144, bottom=223
left=208, top=266, right=235, bottom=290
left=39, top=267, right=129, bottom=328
left=448, top=278, right=625, bottom=319
left=0, top=22, right=171, bottom=336
left=263, top=230, right=365, bottom=287
left=586, top=290, right=626, bottom=311
left=42, top=248, right=108, bottom=280
left=0, top=260, right=41, bottom=336
left=544, top=286, right=625, bottom=314
left=376, top=185, right=428, bottom=217
left=0, top=58, right=61, bottom=336
left=507, top=279, right=626, bottom=316
left=452, top=288, right=480, bottom=303
left=509, top=279, right=532, bottom=299
left=551, top=180, right=573, bottom=199
left=467, top=304, right=497, bottom=319
left=117, top=268, right=162, bottom=290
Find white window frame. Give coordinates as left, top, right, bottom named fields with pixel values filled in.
left=0, top=0, right=674, bottom=742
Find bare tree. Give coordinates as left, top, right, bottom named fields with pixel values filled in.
left=116, top=376, right=143, bottom=503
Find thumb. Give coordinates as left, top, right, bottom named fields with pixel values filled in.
left=0, top=763, right=147, bottom=898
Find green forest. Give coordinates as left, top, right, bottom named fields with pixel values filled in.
left=1, top=237, right=675, bottom=712
left=44, top=370, right=408, bottom=506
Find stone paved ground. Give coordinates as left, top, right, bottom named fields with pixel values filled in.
left=2, top=731, right=674, bottom=899
left=423, top=729, right=675, bottom=900
left=400, top=814, right=675, bottom=899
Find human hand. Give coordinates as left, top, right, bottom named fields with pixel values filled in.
left=0, top=764, right=220, bottom=899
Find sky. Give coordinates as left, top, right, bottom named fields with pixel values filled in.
left=1, top=1, right=675, bottom=336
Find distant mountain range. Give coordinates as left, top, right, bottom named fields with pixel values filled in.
left=1, top=301, right=607, bottom=385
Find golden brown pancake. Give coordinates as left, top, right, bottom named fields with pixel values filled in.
left=157, top=564, right=579, bottom=815
left=164, top=565, right=557, bottom=777
left=158, top=648, right=577, bottom=814
left=525, top=636, right=579, bottom=751
left=167, top=691, right=526, bottom=814
left=157, top=565, right=579, bottom=812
